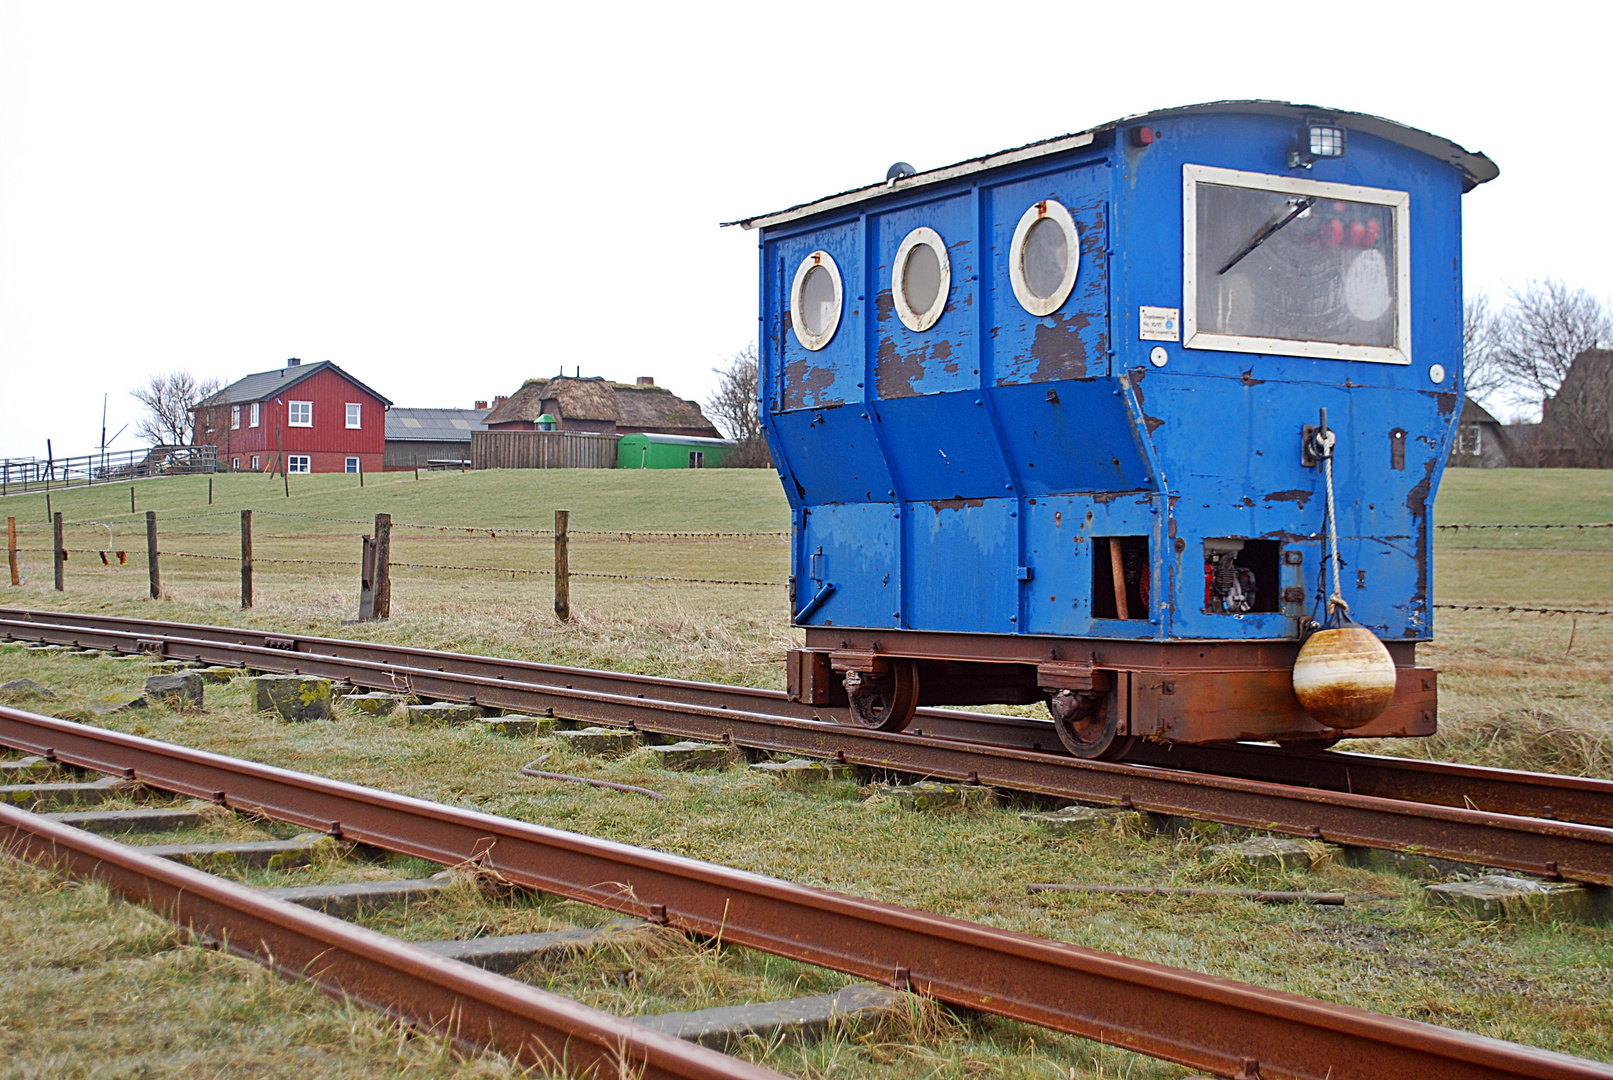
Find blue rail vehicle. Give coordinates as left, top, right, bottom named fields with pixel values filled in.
left=737, top=102, right=1497, bottom=760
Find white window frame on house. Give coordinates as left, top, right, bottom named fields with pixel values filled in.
left=1181, top=163, right=1412, bottom=365
left=689, top=451, right=705, bottom=468
left=345, top=403, right=362, bottom=429
left=232, top=457, right=240, bottom=469
left=289, top=401, right=313, bottom=427
left=345, top=456, right=360, bottom=473
left=287, top=455, right=311, bottom=474
left=231, top=406, right=241, bottom=430
left=250, top=402, right=261, bottom=428
left=251, top=455, right=260, bottom=470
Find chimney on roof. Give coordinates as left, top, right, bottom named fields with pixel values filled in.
left=636, top=376, right=654, bottom=386
left=286, top=357, right=301, bottom=367
left=475, top=400, right=488, bottom=409
left=494, top=395, right=508, bottom=406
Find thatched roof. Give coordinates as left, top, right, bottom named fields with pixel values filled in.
left=484, top=377, right=617, bottom=424
left=615, top=383, right=717, bottom=433
left=483, top=376, right=719, bottom=436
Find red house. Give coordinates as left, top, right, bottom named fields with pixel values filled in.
left=194, top=359, right=391, bottom=474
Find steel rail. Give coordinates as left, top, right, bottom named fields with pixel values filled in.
left=0, top=706, right=1607, bottom=1080
left=5, top=607, right=1610, bottom=829
left=1123, top=742, right=1613, bottom=829
left=0, top=800, right=782, bottom=1080
left=3, top=611, right=1612, bottom=884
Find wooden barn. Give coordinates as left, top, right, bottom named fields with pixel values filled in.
left=194, top=359, right=390, bottom=474
left=384, top=407, right=490, bottom=470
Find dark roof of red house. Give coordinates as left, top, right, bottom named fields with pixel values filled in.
left=197, top=361, right=393, bottom=409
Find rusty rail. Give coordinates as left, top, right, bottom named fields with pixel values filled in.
left=5, top=606, right=1607, bottom=828
left=1, top=706, right=1609, bottom=1080
left=0, top=800, right=780, bottom=1080
left=1, top=609, right=1611, bottom=884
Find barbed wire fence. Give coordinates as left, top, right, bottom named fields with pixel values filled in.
left=4, top=506, right=790, bottom=617
left=11, top=510, right=1613, bottom=621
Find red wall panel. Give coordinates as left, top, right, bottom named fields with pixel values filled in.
left=209, top=368, right=387, bottom=473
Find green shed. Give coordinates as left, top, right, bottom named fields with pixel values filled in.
left=617, top=433, right=735, bottom=469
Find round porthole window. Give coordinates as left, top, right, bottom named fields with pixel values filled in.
left=892, top=227, right=950, bottom=332
left=790, top=251, right=843, bottom=351
left=1009, top=199, right=1081, bottom=317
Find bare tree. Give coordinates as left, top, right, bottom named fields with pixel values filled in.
left=707, top=344, right=773, bottom=468
left=132, top=372, right=221, bottom=446
left=1492, top=279, right=1613, bottom=399
left=1461, top=293, right=1508, bottom=407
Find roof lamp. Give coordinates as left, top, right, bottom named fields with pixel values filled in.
left=1309, top=122, right=1346, bottom=159
left=1289, top=119, right=1346, bottom=169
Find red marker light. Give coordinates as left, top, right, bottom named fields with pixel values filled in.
left=1130, top=126, right=1156, bottom=146
left=1365, top=218, right=1381, bottom=246
left=1328, top=219, right=1344, bottom=246
left=1349, top=220, right=1366, bottom=247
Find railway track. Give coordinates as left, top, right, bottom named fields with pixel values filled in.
left=2, top=705, right=1610, bottom=1080
left=2, top=607, right=1612, bottom=888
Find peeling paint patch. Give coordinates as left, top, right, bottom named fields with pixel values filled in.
left=924, top=497, right=985, bottom=513
left=1264, top=489, right=1313, bottom=509
left=877, top=337, right=959, bottom=399
left=782, top=353, right=840, bottom=411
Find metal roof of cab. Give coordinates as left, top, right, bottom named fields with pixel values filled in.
left=727, top=100, right=1499, bottom=231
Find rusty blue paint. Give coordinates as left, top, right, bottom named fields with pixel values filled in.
left=755, top=103, right=1490, bottom=644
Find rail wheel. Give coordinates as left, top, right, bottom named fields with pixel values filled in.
left=1047, top=689, right=1135, bottom=761
left=843, top=660, right=920, bottom=733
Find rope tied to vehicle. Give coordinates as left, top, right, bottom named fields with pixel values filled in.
left=1314, top=421, right=1346, bottom=620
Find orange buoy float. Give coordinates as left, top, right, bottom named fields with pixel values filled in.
left=1292, top=607, right=1397, bottom=728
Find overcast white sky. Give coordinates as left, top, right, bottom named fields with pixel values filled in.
left=1, top=1, right=1608, bottom=458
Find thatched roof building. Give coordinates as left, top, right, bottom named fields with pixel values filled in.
left=483, top=376, right=720, bottom=438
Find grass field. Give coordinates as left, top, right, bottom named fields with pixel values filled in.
left=0, top=466, right=1609, bottom=1077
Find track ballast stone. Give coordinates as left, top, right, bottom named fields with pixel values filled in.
left=648, top=741, right=736, bottom=771
left=0, top=678, right=55, bottom=700
left=144, top=672, right=204, bottom=708
left=875, top=780, right=995, bottom=812
left=403, top=702, right=484, bottom=726
left=557, top=727, right=638, bottom=758
left=1426, top=874, right=1613, bottom=924
left=1022, top=806, right=1139, bottom=836
left=253, top=674, right=333, bottom=721
left=1200, top=837, right=1324, bottom=872
left=636, top=984, right=902, bottom=1050
left=750, top=758, right=852, bottom=788
left=339, top=692, right=409, bottom=717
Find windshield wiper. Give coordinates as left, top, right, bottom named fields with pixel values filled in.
left=1218, top=196, right=1316, bottom=275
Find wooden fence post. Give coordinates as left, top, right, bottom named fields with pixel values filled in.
left=357, top=536, right=377, bottom=622
left=52, top=512, right=64, bottom=591
left=372, top=513, right=391, bottom=620
left=6, top=517, right=17, bottom=586
left=240, top=510, right=253, bottom=609
left=130, top=485, right=136, bottom=513
left=277, top=426, right=289, bottom=498
left=146, top=510, right=160, bottom=600
left=554, top=509, right=570, bottom=622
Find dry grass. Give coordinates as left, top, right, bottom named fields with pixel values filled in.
left=0, top=468, right=1610, bottom=1074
